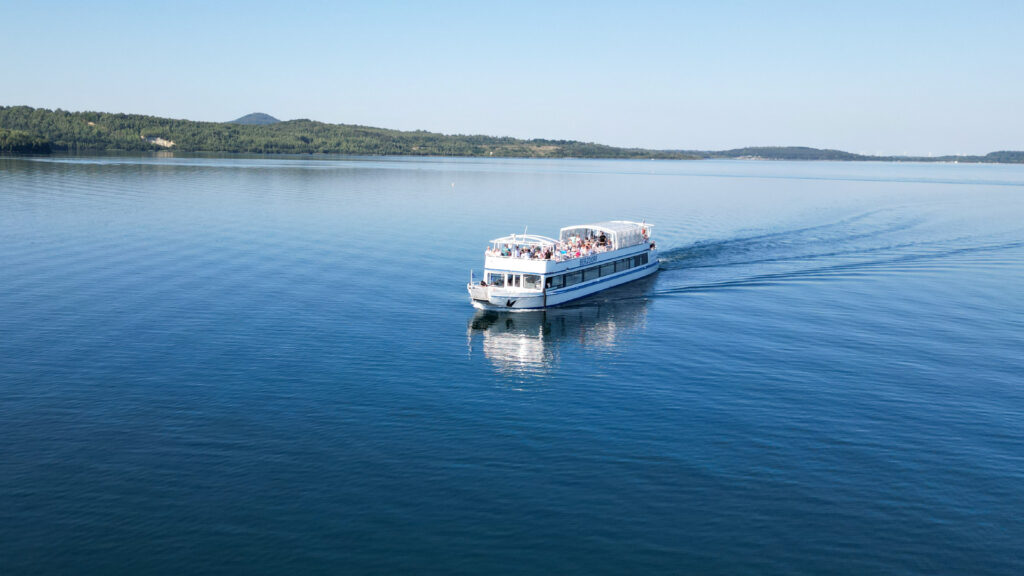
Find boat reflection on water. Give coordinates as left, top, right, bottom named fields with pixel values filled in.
left=466, top=275, right=656, bottom=375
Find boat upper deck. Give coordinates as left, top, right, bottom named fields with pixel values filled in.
left=484, top=221, right=653, bottom=273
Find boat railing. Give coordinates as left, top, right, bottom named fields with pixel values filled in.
left=486, top=238, right=650, bottom=262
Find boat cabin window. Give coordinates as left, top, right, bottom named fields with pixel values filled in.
left=486, top=272, right=505, bottom=286
left=538, top=250, right=653, bottom=291
left=523, top=274, right=542, bottom=290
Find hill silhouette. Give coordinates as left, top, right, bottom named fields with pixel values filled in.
left=230, top=112, right=280, bottom=125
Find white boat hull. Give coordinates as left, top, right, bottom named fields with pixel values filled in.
left=469, top=252, right=659, bottom=311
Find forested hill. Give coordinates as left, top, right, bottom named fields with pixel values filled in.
left=696, top=146, right=1024, bottom=163
left=1, top=106, right=1021, bottom=163
left=708, top=146, right=865, bottom=160
left=0, top=106, right=697, bottom=159
left=230, top=112, right=280, bottom=125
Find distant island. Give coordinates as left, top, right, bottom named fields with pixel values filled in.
left=1, top=105, right=1021, bottom=163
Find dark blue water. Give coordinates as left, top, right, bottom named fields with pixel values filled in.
left=2, top=156, right=1022, bottom=574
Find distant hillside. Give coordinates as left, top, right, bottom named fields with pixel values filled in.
left=230, top=112, right=280, bottom=125
left=0, top=106, right=697, bottom=158
left=982, top=151, right=1024, bottom=163
left=709, top=146, right=865, bottom=161
left=0, top=105, right=1021, bottom=162
left=694, top=146, right=1024, bottom=163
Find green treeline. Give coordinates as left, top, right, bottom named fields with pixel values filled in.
left=0, top=128, right=51, bottom=154
left=981, top=150, right=1024, bottom=163
left=1, top=106, right=1021, bottom=162
left=695, top=146, right=1024, bottom=163
left=709, top=146, right=865, bottom=160
left=0, top=106, right=696, bottom=159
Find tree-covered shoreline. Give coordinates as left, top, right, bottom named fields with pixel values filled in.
left=1, top=105, right=1021, bottom=163
left=0, top=127, right=51, bottom=154
left=0, top=106, right=697, bottom=159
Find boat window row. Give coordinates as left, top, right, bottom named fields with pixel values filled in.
left=484, top=272, right=542, bottom=289
left=545, top=253, right=649, bottom=289
left=484, top=252, right=649, bottom=291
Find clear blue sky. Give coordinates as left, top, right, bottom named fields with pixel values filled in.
left=3, top=0, right=1022, bottom=154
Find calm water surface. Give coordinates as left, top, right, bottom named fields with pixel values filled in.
left=1, top=156, right=1022, bottom=574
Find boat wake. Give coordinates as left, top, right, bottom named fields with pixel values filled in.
left=653, top=207, right=1024, bottom=295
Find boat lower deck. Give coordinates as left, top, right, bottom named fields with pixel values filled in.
left=470, top=256, right=659, bottom=311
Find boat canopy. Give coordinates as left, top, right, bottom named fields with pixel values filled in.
left=559, top=220, right=651, bottom=250
left=489, top=233, right=558, bottom=247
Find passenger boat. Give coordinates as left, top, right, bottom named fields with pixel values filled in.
left=467, top=220, right=658, bottom=310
